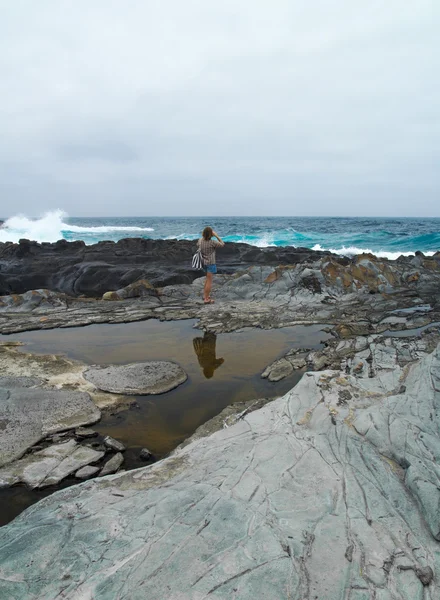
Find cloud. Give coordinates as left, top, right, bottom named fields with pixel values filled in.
left=0, top=1, right=439, bottom=216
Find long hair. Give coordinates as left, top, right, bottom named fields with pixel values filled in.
left=202, top=226, right=213, bottom=241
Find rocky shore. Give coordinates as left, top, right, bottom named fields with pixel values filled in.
left=0, top=237, right=339, bottom=296
left=0, top=239, right=440, bottom=598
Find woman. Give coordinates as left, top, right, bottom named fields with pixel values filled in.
left=197, top=226, right=224, bottom=304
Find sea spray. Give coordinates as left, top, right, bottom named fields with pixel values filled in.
left=0, top=210, right=154, bottom=245
left=0, top=210, right=68, bottom=244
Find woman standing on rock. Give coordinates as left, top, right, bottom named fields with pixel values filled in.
left=198, top=226, right=224, bottom=304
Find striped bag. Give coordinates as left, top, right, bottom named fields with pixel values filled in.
left=191, top=250, right=204, bottom=270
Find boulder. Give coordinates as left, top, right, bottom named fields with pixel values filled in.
left=75, top=465, right=100, bottom=480
left=84, top=361, right=187, bottom=395
left=139, top=447, right=154, bottom=460
left=100, top=452, right=124, bottom=476
left=102, top=279, right=157, bottom=301
left=103, top=436, right=125, bottom=452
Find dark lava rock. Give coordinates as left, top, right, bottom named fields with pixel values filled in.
left=0, top=238, right=338, bottom=296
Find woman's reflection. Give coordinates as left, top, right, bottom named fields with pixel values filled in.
left=193, top=332, right=225, bottom=379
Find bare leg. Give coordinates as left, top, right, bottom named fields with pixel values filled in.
left=204, top=272, right=213, bottom=301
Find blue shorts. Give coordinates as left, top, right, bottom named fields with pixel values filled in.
left=203, top=264, right=217, bottom=274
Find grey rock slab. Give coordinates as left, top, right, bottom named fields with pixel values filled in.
left=261, top=357, right=293, bottom=381
left=0, top=440, right=77, bottom=488
left=0, top=440, right=104, bottom=489
left=75, top=465, right=100, bottom=479
left=84, top=361, right=187, bottom=395
left=2, top=343, right=440, bottom=598
left=103, top=435, right=125, bottom=452
left=40, top=445, right=105, bottom=488
left=0, top=376, right=42, bottom=388
left=100, top=452, right=124, bottom=476
left=0, top=387, right=101, bottom=468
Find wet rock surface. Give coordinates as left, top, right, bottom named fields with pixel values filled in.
left=1, top=337, right=440, bottom=598
left=84, top=361, right=188, bottom=395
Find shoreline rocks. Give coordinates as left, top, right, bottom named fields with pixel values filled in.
left=0, top=238, right=338, bottom=297
left=0, top=251, right=439, bottom=338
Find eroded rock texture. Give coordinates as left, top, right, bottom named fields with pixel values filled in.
left=1, top=339, right=439, bottom=599
left=0, top=238, right=334, bottom=296
left=84, top=361, right=187, bottom=395
left=1, top=252, right=440, bottom=336
left=0, top=386, right=101, bottom=468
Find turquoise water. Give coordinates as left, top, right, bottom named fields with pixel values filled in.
left=1, top=211, right=439, bottom=259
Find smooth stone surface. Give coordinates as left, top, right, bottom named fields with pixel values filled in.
left=75, top=465, right=100, bottom=480
left=0, top=387, right=101, bottom=468
left=99, top=452, right=124, bottom=476
left=0, top=440, right=104, bottom=488
left=1, top=340, right=440, bottom=598
left=84, top=362, right=187, bottom=395
left=103, top=436, right=125, bottom=452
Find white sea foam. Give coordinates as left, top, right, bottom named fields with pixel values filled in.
left=67, top=225, right=154, bottom=233
left=0, top=210, right=154, bottom=244
left=225, top=235, right=277, bottom=248
left=312, top=244, right=436, bottom=260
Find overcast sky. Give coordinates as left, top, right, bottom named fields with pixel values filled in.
left=1, top=1, right=439, bottom=217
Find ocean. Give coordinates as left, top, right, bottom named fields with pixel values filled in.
left=1, top=210, right=439, bottom=260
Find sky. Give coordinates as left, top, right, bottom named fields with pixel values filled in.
left=0, top=1, right=439, bottom=217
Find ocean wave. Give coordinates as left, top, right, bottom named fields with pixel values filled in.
left=0, top=210, right=154, bottom=244
left=1, top=211, right=438, bottom=259
left=312, top=244, right=436, bottom=260
left=67, top=225, right=154, bottom=233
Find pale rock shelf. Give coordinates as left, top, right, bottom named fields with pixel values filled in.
left=0, top=339, right=439, bottom=598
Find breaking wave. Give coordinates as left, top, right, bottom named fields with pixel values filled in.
left=0, top=210, right=154, bottom=244
left=311, top=244, right=436, bottom=261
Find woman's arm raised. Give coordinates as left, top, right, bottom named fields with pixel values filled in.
left=212, top=231, right=225, bottom=246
